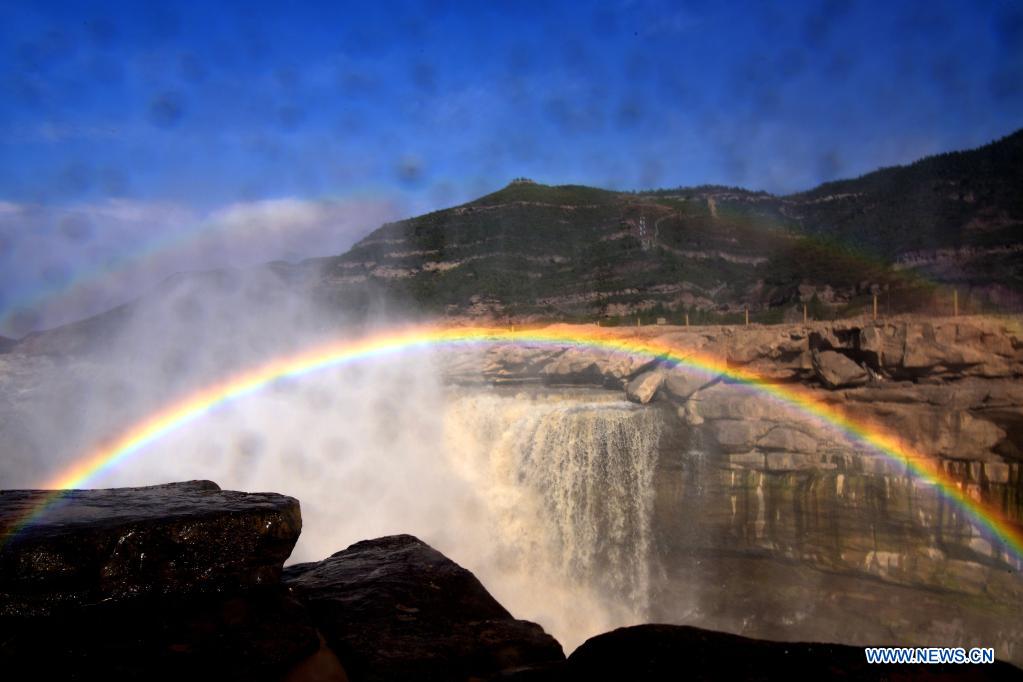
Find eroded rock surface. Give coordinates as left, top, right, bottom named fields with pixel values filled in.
left=441, top=317, right=1023, bottom=387
left=625, top=369, right=665, bottom=404
left=284, top=534, right=565, bottom=682
left=0, top=480, right=302, bottom=615
left=812, top=348, right=869, bottom=388
left=0, top=481, right=326, bottom=681
left=436, top=317, right=1023, bottom=665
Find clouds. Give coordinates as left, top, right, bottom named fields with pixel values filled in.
left=0, top=196, right=401, bottom=336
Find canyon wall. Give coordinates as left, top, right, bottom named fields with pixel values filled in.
left=440, top=316, right=1023, bottom=661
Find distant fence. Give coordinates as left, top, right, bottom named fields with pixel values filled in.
left=582, top=288, right=1023, bottom=328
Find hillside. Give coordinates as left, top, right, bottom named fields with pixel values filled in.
left=781, top=129, right=1023, bottom=293
left=306, top=131, right=1022, bottom=323
left=9, top=131, right=1022, bottom=354
left=785, top=129, right=1023, bottom=255
left=311, top=182, right=791, bottom=322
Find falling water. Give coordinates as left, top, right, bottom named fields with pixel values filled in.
left=443, top=387, right=663, bottom=648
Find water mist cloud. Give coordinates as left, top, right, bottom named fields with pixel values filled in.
left=0, top=195, right=401, bottom=336
left=0, top=267, right=664, bottom=652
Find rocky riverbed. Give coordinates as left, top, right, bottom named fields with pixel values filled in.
left=2, top=481, right=1019, bottom=680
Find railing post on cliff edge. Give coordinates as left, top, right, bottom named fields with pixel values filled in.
left=954, top=289, right=959, bottom=317
left=873, top=294, right=878, bottom=321
left=803, top=303, right=808, bottom=325
left=745, top=307, right=749, bottom=327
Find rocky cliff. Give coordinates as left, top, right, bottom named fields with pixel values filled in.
left=438, top=315, right=1023, bottom=661
left=2, top=481, right=1018, bottom=680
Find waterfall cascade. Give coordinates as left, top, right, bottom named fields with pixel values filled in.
left=443, top=388, right=664, bottom=648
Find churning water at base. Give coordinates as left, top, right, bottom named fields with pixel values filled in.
left=443, top=388, right=663, bottom=649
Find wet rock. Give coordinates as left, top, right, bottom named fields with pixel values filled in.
left=0, top=480, right=301, bottom=615
left=479, top=346, right=563, bottom=384
left=0, top=480, right=320, bottom=681
left=565, top=624, right=1022, bottom=681
left=283, top=535, right=565, bottom=682
left=625, top=370, right=664, bottom=404
left=812, top=349, right=869, bottom=389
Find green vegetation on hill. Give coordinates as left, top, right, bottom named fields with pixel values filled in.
left=469, top=182, right=621, bottom=207
left=312, top=130, right=1023, bottom=322
left=785, top=129, right=1023, bottom=256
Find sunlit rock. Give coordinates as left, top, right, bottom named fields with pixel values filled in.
left=661, top=367, right=710, bottom=402
left=625, top=369, right=664, bottom=404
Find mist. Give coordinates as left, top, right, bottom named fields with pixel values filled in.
left=0, top=196, right=402, bottom=337
left=0, top=269, right=668, bottom=651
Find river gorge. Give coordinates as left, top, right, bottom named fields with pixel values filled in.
left=2, top=315, right=1022, bottom=666
left=438, top=316, right=1023, bottom=660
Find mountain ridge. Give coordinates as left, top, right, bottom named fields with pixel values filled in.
left=7, top=129, right=1023, bottom=351
left=309, top=129, right=1020, bottom=323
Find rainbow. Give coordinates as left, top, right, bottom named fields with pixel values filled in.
left=3, top=324, right=1022, bottom=565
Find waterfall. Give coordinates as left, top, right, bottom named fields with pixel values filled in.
left=443, top=388, right=663, bottom=649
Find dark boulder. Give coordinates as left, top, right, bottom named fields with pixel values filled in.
left=565, top=624, right=1021, bottom=681
left=0, top=480, right=302, bottom=615
left=284, top=534, right=565, bottom=682
left=0, top=480, right=324, bottom=681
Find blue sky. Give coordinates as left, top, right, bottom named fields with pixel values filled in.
left=0, top=0, right=1021, bottom=334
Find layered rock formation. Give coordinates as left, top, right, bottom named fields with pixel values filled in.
left=438, top=315, right=1023, bottom=662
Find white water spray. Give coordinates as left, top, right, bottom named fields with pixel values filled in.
left=442, top=388, right=663, bottom=649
